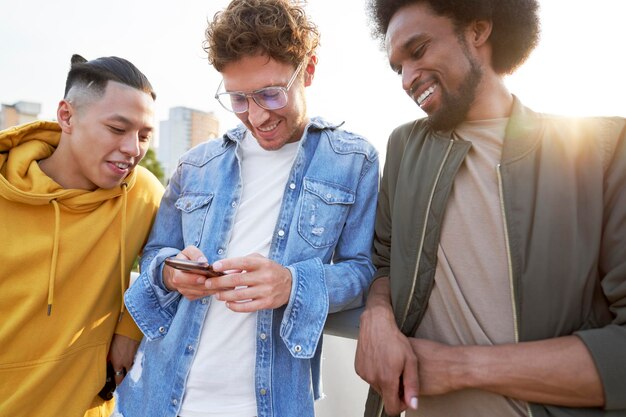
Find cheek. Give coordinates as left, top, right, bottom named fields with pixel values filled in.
left=139, top=145, right=150, bottom=160
left=235, top=113, right=249, bottom=125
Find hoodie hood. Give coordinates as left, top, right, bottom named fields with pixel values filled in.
left=1, top=120, right=137, bottom=315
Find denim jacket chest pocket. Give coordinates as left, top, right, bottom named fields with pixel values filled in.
left=298, top=178, right=355, bottom=248
left=175, top=193, right=214, bottom=247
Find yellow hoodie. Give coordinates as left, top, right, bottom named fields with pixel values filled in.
left=0, top=121, right=163, bottom=416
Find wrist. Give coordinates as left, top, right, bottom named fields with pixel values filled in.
left=451, top=345, right=486, bottom=391
left=162, top=266, right=175, bottom=292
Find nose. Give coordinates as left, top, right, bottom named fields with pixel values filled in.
left=403, top=68, right=421, bottom=96
left=120, top=133, right=141, bottom=158
left=246, top=98, right=270, bottom=126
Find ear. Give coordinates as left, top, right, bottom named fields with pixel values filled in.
left=304, top=54, right=318, bottom=87
left=469, top=19, right=493, bottom=48
left=56, top=100, right=74, bottom=134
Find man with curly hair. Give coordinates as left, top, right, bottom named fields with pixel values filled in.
left=355, top=1, right=626, bottom=416
left=114, top=1, right=379, bottom=416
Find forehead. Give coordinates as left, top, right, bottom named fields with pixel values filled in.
left=221, top=55, right=294, bottom=92
left=95, top=81, right=154, bottom=115
left=88, top=81, right=155, bottom=126
left=385, top=3, right=456, bottom=58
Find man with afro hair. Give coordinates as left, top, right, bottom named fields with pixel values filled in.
left=355, top=1, right=626, bottom=416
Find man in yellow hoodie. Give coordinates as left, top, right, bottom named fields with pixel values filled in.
left=0, top=54, right=164, bottom=417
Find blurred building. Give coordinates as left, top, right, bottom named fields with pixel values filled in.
left=0, top=101, right=41, bottom=129
left=158, top=106, right=220, bottom=180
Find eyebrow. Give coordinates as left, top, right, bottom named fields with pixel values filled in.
left=108, top=114, right=133, bottom=125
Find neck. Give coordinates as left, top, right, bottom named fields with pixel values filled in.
left=38, top=138, right=96, bottom=191
left=466, top=72, right=514, bottom=121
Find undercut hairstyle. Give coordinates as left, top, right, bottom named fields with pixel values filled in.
left=367, top=0, right=540, bottom=74
left=204, top=0, right=320, bottom=71
left=63, top=54, right=156, bottom=103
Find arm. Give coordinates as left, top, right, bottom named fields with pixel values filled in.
left=356, top=135, right=419, bottom=415
left=575, top=117, right=626, bottom=410
left=409, top=336, right=603, bottom=407
left=356, top=277, right=419, bottom=415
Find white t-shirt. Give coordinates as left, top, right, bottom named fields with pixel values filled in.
left=179, top=132, right=299, bottom=417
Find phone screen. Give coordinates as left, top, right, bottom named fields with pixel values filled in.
left=164, top=257, right=224, bottom=277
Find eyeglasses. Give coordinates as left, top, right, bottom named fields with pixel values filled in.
left=214, top=60, right=306, bottom=114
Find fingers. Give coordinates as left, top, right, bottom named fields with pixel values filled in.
left=163, top=246, right=218, bottom=299
left=212, top=254, right=261, bottom=273
left=113, top=367, right=126, bottom=386
left=180, top=245, right=207, bottom=262
left=380, top=374, right=407, bottom=415
left=207, top=255, right=292, bottom=311
left=403, top=355, right=420, bottom=411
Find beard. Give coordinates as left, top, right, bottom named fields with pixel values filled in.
left=426, top=50, right=483, bottom=132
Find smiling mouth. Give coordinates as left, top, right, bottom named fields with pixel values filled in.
left=257, top=121, right=280, bottom=132
left=417, top=85, right=437, bottom=107
left=112, top=162, right=131, bottom=170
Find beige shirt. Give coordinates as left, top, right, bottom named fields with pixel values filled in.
left=409, top=119, right=527, bottom=417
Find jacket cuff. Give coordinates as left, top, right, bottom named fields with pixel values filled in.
left=124, top=249, right=182, bottom=341
left=575, top=324, right=626, bottom=410
left=280, top=258, right=328, bottom=359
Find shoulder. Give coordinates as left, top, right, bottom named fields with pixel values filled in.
left=389, top=118, right=428, bottom=145
left=539, top=113, right=625, bottom=170
left=381, top=118, right=429, bottom=162
left=179, top=137, right=233, bottom=167
left=131, top=166, right=165, bottom=203
left=311, top=117, right=378, bottom=161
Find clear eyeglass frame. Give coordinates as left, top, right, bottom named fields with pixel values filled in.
left=214, top=60, right=306, bottom=114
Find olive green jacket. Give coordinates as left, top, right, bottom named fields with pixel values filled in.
left=365, top=98, right=626, bottom=417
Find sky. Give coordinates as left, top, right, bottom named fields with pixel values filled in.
left=1, top=0, right=625, bottom=156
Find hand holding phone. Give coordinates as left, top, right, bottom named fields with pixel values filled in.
left=164, top=257, right=224, bottom=277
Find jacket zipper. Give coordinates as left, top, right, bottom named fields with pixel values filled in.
left=374, top=140, right=455, bottom=417
left=400, top=139, right=454, bottom=331
left=496, top=164, right=533, bottom=417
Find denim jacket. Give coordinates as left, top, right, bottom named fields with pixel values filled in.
left=114, top=117, right=379, bottom=417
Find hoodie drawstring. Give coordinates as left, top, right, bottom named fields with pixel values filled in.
left=45, top=183, right=129, bottom=318
left=47, top=199, right=60, bottom=316
left=118, top=183, right=128, bottom=320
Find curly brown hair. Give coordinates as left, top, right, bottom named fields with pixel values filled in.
left=367, top=0, right=540, bottom=75
left=204, top=0, right=320, bottom=71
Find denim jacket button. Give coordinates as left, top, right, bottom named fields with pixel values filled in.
left=259, top=333, right=267, bottom=340
left=201, top=297, right=208, bottom=304
left=231, top=201, right=237, bottom=208
left=289, top=183, right=296, bottom=190
left=277, top=230, right=285, bottom=237
left=217, top=248, right=224, bottom=255
left=260, top=388, right=267, bottom=395
left=158, top=326, right=166, bottom=334
left=172, top=399, right=178, bottom=405
left=294, top=345, right=302, bottom=353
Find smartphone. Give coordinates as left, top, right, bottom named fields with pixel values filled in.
left=164, top=257, right=224, bottom=277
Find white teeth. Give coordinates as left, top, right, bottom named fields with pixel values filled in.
left=113, top=162, right=130, bottom=169
left=417, top=85, right=436, bottom=106
left=258, top=121, right=279, bottom=132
